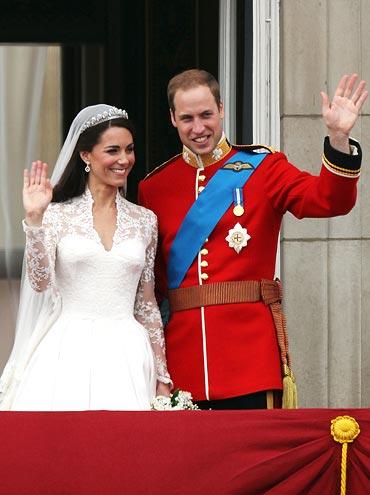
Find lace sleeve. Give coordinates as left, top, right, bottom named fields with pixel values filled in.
left=22, top=208, right=58, bottom=292
left=134, top=213, right=172, bottom=385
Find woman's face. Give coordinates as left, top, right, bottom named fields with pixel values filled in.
left=81, top=126, right=135, bottom=188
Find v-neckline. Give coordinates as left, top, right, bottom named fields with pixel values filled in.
left=85, top=187, right=119, bottom=253
left=93, top=223, right=117, bottom=253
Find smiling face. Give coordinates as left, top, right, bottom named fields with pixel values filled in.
left=170, top=85, right=224, bottom=156
left=80, top=126, right=135, bottom=189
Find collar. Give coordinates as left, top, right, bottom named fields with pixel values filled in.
left=182, top=134, right=232, bottom=168
left=83, top=186, right=126, bottom=208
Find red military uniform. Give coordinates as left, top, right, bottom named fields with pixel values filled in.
left=138, top=136, right=361, bottom=401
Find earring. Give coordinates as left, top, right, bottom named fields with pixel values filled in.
left=84, top=162, right=90, bottom=173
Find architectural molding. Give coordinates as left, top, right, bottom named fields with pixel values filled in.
left=253, top=0, right=281, bottom=276
left=218, top=0, right=237, bottom=143
left=253, top=0, right=280, bottom=149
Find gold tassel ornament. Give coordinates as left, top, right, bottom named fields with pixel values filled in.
left=282, top=364, right=298, bottom=409
left=330, top=415, right=360, bottom=495
left=264, top=278, right=298, bottom=409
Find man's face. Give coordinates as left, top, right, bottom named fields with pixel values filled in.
left=170, top=85, right=224, bottom=156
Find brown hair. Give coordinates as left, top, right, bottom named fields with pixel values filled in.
left=167, top=69, right=221, bottom=112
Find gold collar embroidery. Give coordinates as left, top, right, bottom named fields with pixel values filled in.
left=182, top=136, right=232, bottom=168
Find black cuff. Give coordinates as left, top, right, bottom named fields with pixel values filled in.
left=323, top=136, right=362, bottom=177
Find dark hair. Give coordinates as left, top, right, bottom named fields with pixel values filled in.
left=52, top=117, right=135, bottom=203
left=167, top=69, right=221, bottom=112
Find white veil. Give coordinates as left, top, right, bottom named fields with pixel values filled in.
left=0, top=104, right=128, bottom=408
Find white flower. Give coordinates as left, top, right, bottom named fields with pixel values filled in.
left=151, top=389, right=199, bottom=411
left=150, top=395, right=172, bottom=410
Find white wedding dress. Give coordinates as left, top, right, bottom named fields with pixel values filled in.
left=3, top=189, right=171, bottom=411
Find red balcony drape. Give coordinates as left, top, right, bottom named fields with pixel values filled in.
left=0, top=408, right=369, bottom=495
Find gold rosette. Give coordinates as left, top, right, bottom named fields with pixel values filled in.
left=330, top=415, right=360, bottom=495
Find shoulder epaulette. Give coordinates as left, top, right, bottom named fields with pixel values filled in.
left=232, top=143, right=277, bottom=154
left=143, top=153, right=182, bottom=180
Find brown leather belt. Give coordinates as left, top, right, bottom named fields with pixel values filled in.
left=168, top=279, right=281, bottom=312
left=168, top=278, right=297, bottom=408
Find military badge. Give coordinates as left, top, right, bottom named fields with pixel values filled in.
left=225, top=223, right=251, bottom=253
left=233, top=204, right=244, bottom=216
left=232, top=188, right=244, bottom=217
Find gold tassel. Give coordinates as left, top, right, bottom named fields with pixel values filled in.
left=282, top=364, right=298, bottom=409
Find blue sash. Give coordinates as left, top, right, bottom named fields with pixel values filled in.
left=168, top=151, right=267, bottom=289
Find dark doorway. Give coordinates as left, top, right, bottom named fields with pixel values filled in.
left=0, top=0, right=219, bottom=200
left=236, top=0, right=254, bottom=145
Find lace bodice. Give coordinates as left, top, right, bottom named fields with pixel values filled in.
left=23, top=189, right=171, bottom=384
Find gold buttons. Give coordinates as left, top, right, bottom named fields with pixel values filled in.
left=198, top=186, right=205, bottom=193
left=198, top=175, right=206, bottom=181
left=200, top=248, right=208, bottom=255
left=201, top=273, right=209, bottom=280
left=200, top=260, right=208, bottom=268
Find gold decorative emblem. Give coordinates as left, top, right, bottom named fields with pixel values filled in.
left=330, top=415, right=360, bottom=495
left=223, top=161, right=253, bottom=172
left=331, top=416, right=360, bottom=444
left=225, top=223, right=251, bottom=253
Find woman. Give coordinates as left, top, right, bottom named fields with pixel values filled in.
left=0, top=104, right=172, bottom=410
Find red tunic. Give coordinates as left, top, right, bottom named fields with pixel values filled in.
left=138, top=137, right=361, bottom=401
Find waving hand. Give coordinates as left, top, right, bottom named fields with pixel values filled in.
left=23, top=160, right=53, bottom=226
left=321, top=74, right=368, bottom=152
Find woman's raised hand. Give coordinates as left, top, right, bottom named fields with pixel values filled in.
left=23, top=161, right=53, bottom=226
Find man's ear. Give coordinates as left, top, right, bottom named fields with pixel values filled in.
left=170, top=109, right=177, bottom=128
left=219, top=101, right=224, bottom=119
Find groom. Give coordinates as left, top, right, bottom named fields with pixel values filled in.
left=139, top=69, right=367, bottom=410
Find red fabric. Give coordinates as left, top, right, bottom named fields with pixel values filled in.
left=0, top=408, right=369, bottom=495
left=138, top=148, right=359, bottom=400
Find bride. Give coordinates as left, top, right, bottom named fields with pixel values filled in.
left=0, top=104, right=172, bottom=410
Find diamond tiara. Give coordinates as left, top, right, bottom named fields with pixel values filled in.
left=80, top=107, right=129, bottom=133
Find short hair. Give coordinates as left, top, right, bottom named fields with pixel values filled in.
left=167, top=69, right=221, bottom=112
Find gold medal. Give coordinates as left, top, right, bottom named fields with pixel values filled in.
left=233, top=204, right=244, bottom=217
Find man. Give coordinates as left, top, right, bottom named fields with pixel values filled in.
left=138, top=69, right=368, bottom=410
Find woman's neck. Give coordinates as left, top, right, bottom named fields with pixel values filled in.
left=88, top=183, right=118, bottom=209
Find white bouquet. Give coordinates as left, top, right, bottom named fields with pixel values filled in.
left=151, top=389, right=199, bottom=410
